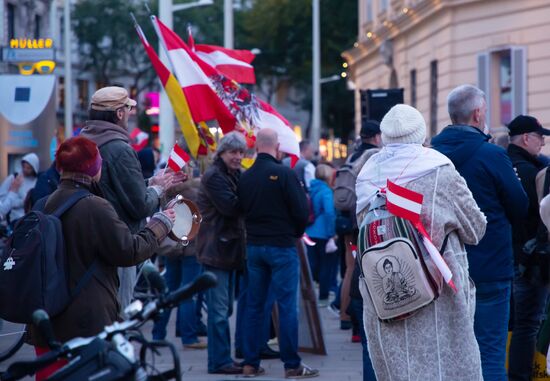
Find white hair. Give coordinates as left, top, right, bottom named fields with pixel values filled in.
left=447, top=84, right=485, bottom=125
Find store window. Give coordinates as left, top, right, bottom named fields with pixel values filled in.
left=478, top=47, right=526, bottom=129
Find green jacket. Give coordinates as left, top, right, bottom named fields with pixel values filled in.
left=80, top=120, right=160, bottom=233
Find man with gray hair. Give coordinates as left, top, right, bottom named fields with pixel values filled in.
left=432, top=84, right=528, bottom=381
left=196, top=131, right=247, bottom=375
left=238, top=128, right=318, bottom=378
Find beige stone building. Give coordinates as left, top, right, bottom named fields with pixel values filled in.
left=343, top=0, right=550, bottom=141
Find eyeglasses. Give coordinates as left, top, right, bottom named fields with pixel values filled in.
left=527, top=133, right=544, bottom=141
left=17, top=60, right=56, bottom=75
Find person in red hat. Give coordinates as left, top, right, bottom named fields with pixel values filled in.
left=28, top=136, right=175, bottom=381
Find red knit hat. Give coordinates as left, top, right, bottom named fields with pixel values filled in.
left=56, top=136, right=102, bottom=177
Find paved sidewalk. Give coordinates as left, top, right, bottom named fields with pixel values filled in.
left=1, top=305, right=364, bottom=381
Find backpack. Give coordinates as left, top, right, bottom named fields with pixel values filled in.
left=357, top=193, right=447, bottom=322
left=334, top=148, right=379, bottom=213
left=0, top=190, right=97, bottom=324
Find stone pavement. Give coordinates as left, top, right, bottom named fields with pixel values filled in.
left=1, top=304, right=363, bottom=381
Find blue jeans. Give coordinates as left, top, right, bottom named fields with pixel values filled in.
left=508, top=268, right=550, bottom=381
left=204, top=265, right=235, bottom=373
left=244, top=245, right=301, bottom=369
left=235, top=271, right=276, bottom=353
left=473, top=280, right=512, bottom=381
left=152, top=256, right=201, bottom=344
left=349, top=297, right=376, bottom=381
left=308, top=238, right=338, bottom=300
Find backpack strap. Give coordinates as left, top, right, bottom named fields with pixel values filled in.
left=70, top=260, right=99, bottom=299
left=51, top=190, right=91, bottom=218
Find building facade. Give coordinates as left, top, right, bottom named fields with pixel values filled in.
left=343, top=0, right=550, bottom=141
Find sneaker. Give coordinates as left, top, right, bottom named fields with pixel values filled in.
left=328, top=303, right=340, bottom=317
left=340, top=320, right=352, bottom=330
left=242, top=365, right=265, bottom=378
left=285, top=364, right=319, bottom=379
left=183, top=341, right=207, bottom=349
left=209, top=364, right=243, bottom=375
left=317, top=299, right=329, bottom=308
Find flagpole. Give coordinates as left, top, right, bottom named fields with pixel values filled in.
left=158, top=1, right=175, bottom=162
left=224, top=0, right=233, bottom=49
left=311, top=0, right=321, bottom=151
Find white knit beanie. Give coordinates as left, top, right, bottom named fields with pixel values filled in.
left=380, top=104, right=427, bottom=145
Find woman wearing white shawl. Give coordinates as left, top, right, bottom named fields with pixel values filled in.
left=356, top=104, right=487, bottom=381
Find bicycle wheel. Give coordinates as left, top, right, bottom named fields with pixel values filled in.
left=0, top=319, right=26, bottom=363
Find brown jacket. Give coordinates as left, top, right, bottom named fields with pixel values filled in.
left=29, top=177, right=164, bottom=346
left=196, top=158, right=245, bottom=271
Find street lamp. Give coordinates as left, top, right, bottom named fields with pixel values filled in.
left=158, top=0, right=215, bottom=159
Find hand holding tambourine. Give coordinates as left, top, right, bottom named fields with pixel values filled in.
left=164, top=194, right=202, bottom=245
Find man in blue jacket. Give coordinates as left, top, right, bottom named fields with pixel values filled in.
left=431, top=84, right=528, bottom=381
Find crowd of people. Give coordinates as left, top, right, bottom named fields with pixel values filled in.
left=2, top=82, right=550, bottom=381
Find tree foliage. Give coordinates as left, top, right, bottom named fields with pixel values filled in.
left=72, top=0, right=159, bottom=93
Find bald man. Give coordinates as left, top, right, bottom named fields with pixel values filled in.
left=238, top=129, right=319, bottom=378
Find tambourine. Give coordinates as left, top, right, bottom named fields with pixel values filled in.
left=165, top=194, right=202, bottom=245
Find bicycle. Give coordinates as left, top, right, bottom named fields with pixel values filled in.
left=0, top=265, right=217, bottom=381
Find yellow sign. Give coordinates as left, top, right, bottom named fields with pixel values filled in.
left=17, top=60, right=56, bottom=76
left=10, top=38, right=53, bottom=49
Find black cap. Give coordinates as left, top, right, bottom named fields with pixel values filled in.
left=360, top=119, right=381, bottom=138
left=508, top=115, right=550, bottom=136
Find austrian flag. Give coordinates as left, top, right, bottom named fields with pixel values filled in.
left=167, top=144, right=190, bottom=172
left=386, top=180, right=457, bottom=292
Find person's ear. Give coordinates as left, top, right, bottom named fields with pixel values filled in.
left=116, top=108, right=124, bottom=121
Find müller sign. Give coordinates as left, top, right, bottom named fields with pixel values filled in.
left=9, top=38, right=54, bottom=49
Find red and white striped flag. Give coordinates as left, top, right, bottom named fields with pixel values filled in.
left=129, top=127, right=149, bottom=151
left=195, top=44, right=256, bottom=84
left=385, top=180, right=456, bottom=292
left=167, top=144, right=190, bottom=172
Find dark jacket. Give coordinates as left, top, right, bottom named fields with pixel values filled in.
left=507, top=144, right=546, bottom=263
left=431, top=124, right=528, bottom=283
left=28, top=161, right=60, bottom=208
left=80, top=120, right=159, bottom=233
left=29, top=177, right=163, bottom=346
left=349, top=142, right=377, bottom=163
left=238, top=153, right=309, bottom=247
left=196, top=158, right=245, bottom=270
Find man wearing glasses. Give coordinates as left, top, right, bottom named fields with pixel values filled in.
left=507, top=115, right=550, bottom=381
left=80, top=86, right=177, bottom=311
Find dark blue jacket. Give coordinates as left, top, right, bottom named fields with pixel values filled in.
left=431, top=125, right=528, bottom=283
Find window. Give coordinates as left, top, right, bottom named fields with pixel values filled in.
left=77, top=80, right=89, bottom=110
left=58, top=77, right=65, bottom=109
left=34, top=15, right=41, bottom=39
left=366, top=0, right=373, bottom=22
left=478, top=47, right=526, bottom=129
left=429, top=60, right=438, bottom=137
left=410, top=69, right=417, bottom=108
left=8, top=4, right=16, bottom=40
left=60, top=16, right=64, bottom=51
left=380, top=0, right=388, bottom=11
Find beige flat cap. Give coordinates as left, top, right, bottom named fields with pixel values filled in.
left=90, top=86, right=137, bottom=111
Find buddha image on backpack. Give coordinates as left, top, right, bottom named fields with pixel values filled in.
left=357, top=192, right=447, bottom=322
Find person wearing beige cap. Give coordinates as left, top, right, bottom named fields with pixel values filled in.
left=80, top=86, right=180, bottom=310
left=355, top=104, right=486, bottom=380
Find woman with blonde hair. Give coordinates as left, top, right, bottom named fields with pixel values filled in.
left=306, top=164, right=337, bottom=307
